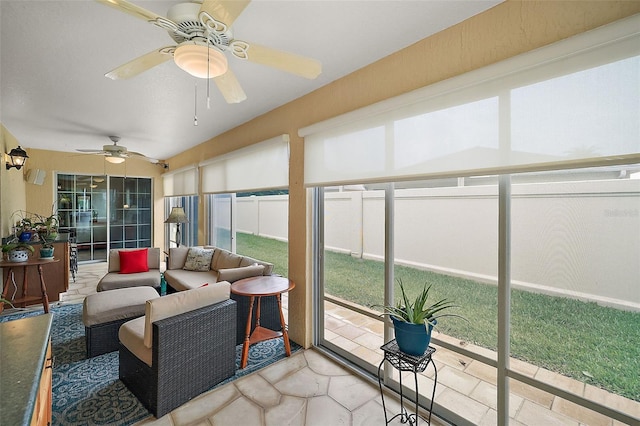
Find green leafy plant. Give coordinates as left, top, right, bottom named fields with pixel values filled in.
left=375, top=278, right=465, bottom=327
left=2, top=240, right=35, bottom=254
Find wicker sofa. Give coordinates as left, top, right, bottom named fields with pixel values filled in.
left=118, top=283, right=236, bottom=418
left=164, top=246, right=281, bottom=345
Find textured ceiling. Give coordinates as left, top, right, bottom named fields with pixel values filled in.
left=0, top=0, right=501, bottom=162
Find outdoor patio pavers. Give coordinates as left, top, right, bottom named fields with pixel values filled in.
left=516, top=400, right=579, bottom=426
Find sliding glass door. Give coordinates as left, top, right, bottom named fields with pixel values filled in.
left=57, top=174, right=152, bottom=262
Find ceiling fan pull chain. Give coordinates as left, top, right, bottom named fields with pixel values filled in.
left=194, top=82, right=198, bottom=126
left=207, top=34, right=211, bottom=109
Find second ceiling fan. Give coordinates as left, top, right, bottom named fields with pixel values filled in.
left=98, top=0, right=322, bottom=104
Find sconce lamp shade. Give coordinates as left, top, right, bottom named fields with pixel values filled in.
left=174, top=41, right=228, bottom=79
left=165, top=207, right=189, bottom=224
left=6, top=146, right=29, bottom=170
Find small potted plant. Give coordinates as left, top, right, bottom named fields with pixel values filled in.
left=2, top=240, right=35, bottom=262
left=375, top=279, right=465, bottom=356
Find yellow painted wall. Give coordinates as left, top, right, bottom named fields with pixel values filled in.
left=1, top=125, right=27, bottom=237
left=164, top=2, right=640, bottom=347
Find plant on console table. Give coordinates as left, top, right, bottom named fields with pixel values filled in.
left=374, top=279, right=466, bottom=356
left=2, top=240, right=35, bottom=263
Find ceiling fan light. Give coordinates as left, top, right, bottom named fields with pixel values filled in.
left=105, top=156, right=125, bottom=164
left=174, top=42, right=228, bottom=79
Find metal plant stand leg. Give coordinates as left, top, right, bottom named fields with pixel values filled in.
left=378, top=340, right=438, bottom=425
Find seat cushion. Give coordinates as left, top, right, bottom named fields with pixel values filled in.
left=163, top=269, right=219, bottom=292
left=143, top=282, right=231, bottom=348
left=97, top=270, right=161, bottom=292
left=83, top=286, right=160, bottom=326
left=119, top=316, right=151, bottom=366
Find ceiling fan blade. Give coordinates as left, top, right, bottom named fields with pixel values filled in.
left=214, top=69, right=247, bottom=104
left=200, top=0, right=251, bottom=28
left=129, top=151, right=160, bottom=162
left=105, top=47, right=174, bottom=80
left=245, top=43, right=322, bottom=79
left=96, top=0, right=164, bottom=23
left=76, top=149, right=104, bottom=153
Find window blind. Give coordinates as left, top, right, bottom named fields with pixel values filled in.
left=162, top=165, right=198, bottom=196
left=200, top=134, right=290, bottom=194
left=301, top=16, right=640, bottom=187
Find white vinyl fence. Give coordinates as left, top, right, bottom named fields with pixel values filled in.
left=236, top=180, right=640, bottom=311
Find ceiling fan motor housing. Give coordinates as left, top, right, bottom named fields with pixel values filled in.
left=167, top=2, right=232, bottom=47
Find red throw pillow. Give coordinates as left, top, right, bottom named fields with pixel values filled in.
left=119, top=249, right=149, bottom=274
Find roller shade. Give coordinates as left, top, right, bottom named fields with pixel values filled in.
left=162, top=165, right=198, bottom=196
left=301, top=17, right=640, bottom=187
left=200, top=134, right=290, bottom=194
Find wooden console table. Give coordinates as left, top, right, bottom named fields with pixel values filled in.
left=1, top=241, right=69, bottom=308
left=0, top=258, right=60, bottom=313
left=231, top=275, right=295, bottom=369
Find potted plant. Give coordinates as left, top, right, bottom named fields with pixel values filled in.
left=375, top=279, right=465, bottom=356
left=34, top=209, right=60, bottom=243
left=2, top=240, right=35, bottom=262
left=38, top=233, right=56, bottom=258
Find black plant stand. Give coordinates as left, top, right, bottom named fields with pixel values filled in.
left=377, top=340, right=437, bottom=425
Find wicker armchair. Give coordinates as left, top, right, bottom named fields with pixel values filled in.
left=119, top=298, right=237, bottom=418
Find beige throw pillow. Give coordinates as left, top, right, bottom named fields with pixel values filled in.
left=183, top=248, right=214, bottom=272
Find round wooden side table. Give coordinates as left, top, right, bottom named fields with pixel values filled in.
left=231, top=275, right=295, bottom=369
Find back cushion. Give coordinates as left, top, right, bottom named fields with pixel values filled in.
left=109, top=247, right=160, bottom=273
left=119, top=248, right=149, bottom=274
left=168, top=246, right=190, bottom=270
left=239, top=256, right=274, bottom=276
left=143, top=282, right=231, bottom=348
left=214, top=249, right=243, bottom=270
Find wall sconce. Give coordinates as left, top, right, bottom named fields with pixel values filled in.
left=5, top=146, right=29, bottom=170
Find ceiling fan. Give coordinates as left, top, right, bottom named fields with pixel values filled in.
left=76, top=136, right=156, bottom=164
left=97, top=0, right=322, bottom=104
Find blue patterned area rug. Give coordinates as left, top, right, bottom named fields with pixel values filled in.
left=0, top=303, right=301, bottom=425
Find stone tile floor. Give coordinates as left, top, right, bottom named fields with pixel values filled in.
left=49, top=264, right=640, bottom=425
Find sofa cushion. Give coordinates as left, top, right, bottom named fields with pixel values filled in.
left=109, top=247, right=161, bottom=272
left=119, top=248, right=149, bottom=274
left=168, top=246, right=190, bottom=270
left=217, top=264, right=265, bottom=283
left=239, top=256, right=274, bottom=276
left=183, top=247, right=214, bottom=272
left=214, top=249, right=243, bottom=270
left=163, top=269, right=219, bottom=292
left=97, top=270, right=161, bottom=292
left=119, top=316, right=151, bottom=366
left=143, top=282, right=231, bottom=348
left=83, top=286, right=159, bottom=326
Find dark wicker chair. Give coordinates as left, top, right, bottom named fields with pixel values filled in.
left=231, top=292, right=281, bottom=345
left=119, top=298, right=237, bottom=418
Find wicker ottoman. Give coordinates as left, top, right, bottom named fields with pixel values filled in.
left=82, top=286, right=160, bottom=357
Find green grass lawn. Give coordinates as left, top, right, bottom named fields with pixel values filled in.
left=237, top=232, right=640, bottom=401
